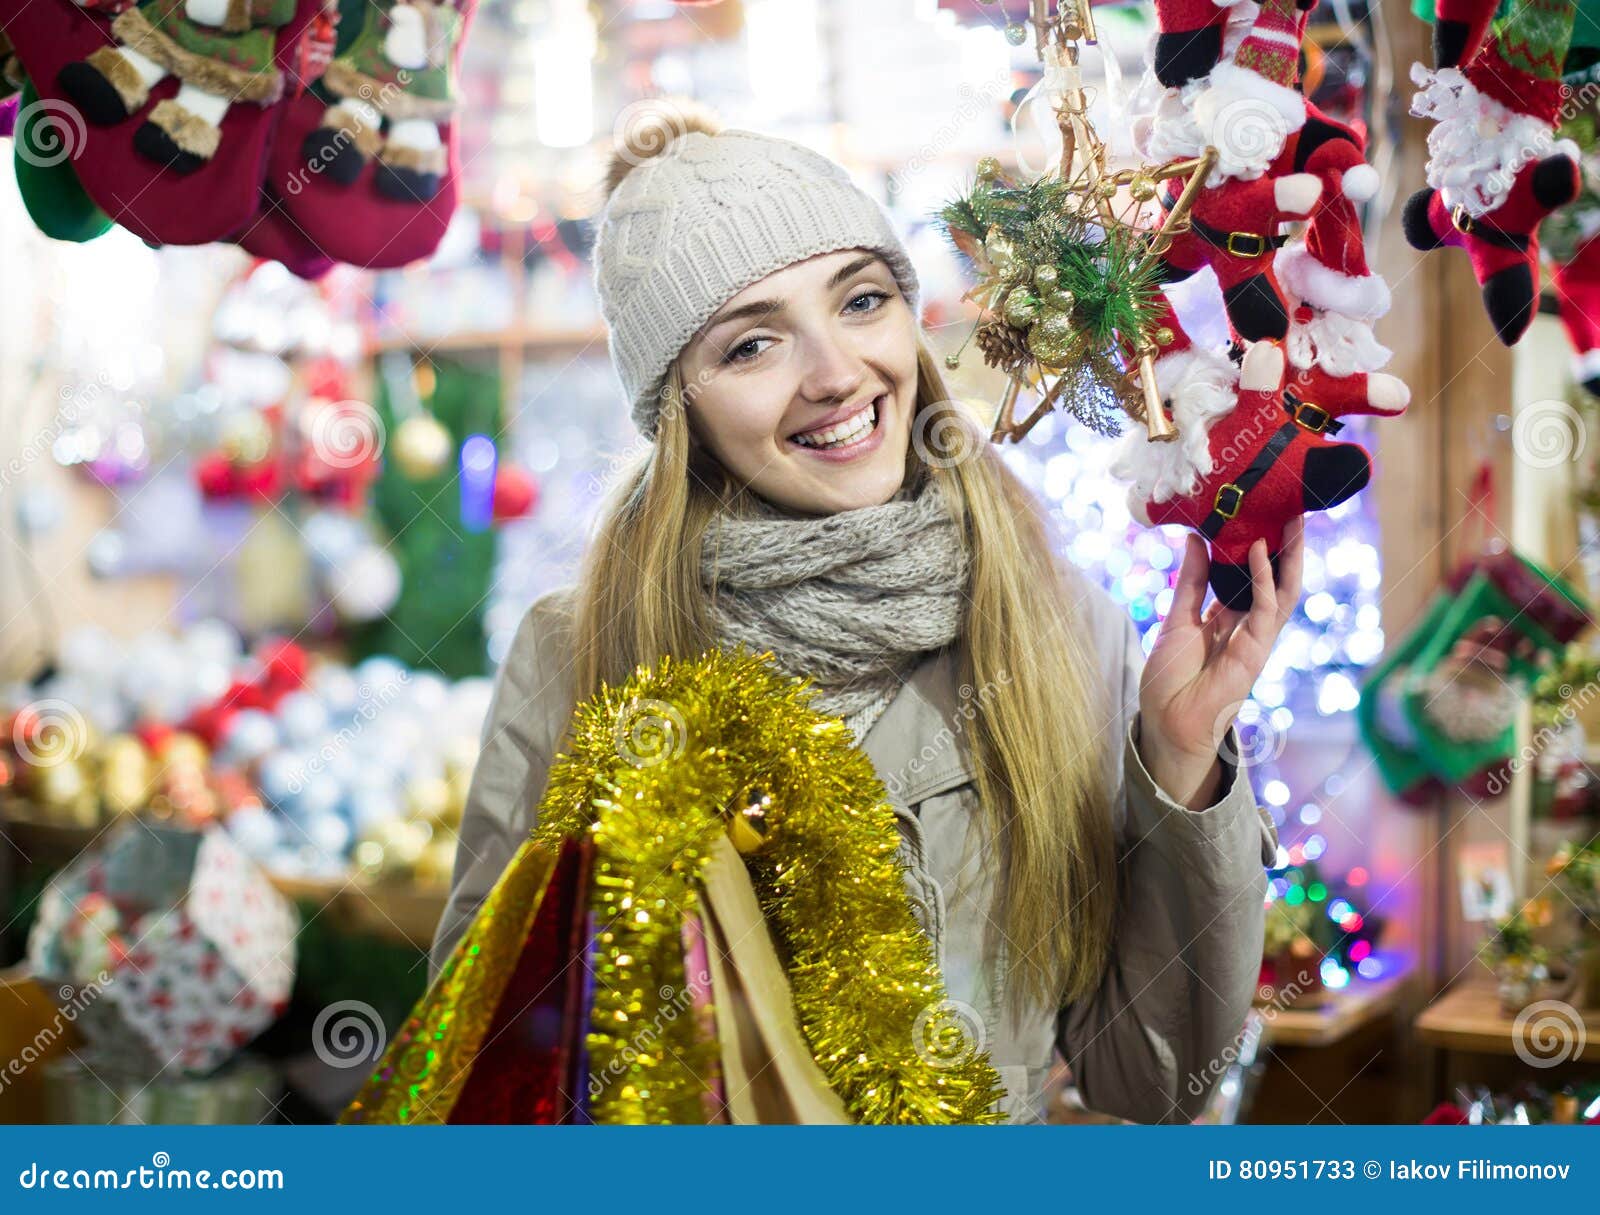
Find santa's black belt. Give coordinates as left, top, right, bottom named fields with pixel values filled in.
left=1282, top=388, right=1344, bottom=435
left=1448, top=204, right=1529, bottom=251
left=1201, top=421, right=1299, bottom=539
left=1163, top=194, right=1289, bottom=258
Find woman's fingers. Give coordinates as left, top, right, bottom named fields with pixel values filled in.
left=1275, top=515, right=1306, bottom=619
left=1244, top=538, right=1278, bottom=643
left=1170, top=533, right=1210, bottom=627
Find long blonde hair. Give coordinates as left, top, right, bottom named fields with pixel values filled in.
left=569, top=345, right=1117, bottom=1015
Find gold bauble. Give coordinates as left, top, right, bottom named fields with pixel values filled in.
left=1027, top=310, right=1076, bottom=367
left=1154, top=326, right=1176, bottom=347
left=220, top=410, right=273, bottom=465
left=392, top=415, right=453, bottom=481
left=1032, top=264, right=1059, bottom=294
left=976, top=155, right=1002, bottom=180
left=405, top=776, right=453, bottom=824
left=944, top=353, right=961, bottom=369
left=1002, top=289, right=1041, bottom=329
left=100, top=734, right=153, bottom=817
left=157, top=732, right=209, bottom=779
left=1044, top=288, right=1076, bottom=313
left=1096, top=178, right=1118, bottom=199
left=31, top=760, right=97, bottom=826
left=1129, top=174, right=1157, bottom=202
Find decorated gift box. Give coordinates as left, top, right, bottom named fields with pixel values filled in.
left=26, top=822, right=297, bottom=1076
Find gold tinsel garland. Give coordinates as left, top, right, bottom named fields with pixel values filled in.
left=534, top=648, right=1007, bottom=1125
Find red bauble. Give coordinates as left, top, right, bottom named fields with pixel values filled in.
left=492, top=465, right=539, bottom=523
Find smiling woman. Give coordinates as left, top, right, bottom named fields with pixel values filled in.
left=431, top=97, right=1289, bottom=1124
left=676, top=249, right=918, bottom=514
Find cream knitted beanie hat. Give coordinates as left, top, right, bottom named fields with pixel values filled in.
left=593, top=101, right=921, bottom=440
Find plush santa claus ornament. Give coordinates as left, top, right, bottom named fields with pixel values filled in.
left=1113, top=339, right=1371, bottom=609
left=1275, top=105, right=1392, bottom=374
left=1158, top=168, right=1322, bottom=342
left=1151, top=0, right=1327, bottom=342
left=1404, top=0, right=1581, bottom=345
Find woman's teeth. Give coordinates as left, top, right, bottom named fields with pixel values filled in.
left=792, top=402, right=877, bottom=449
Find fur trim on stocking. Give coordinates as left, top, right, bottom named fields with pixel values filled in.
left=322, top=61, right=456, bottom=122
left=112, top=8, right=283, bottom=104
left=85, top=45, right=151, bottom=112
left=323, top=103, right=385, bottom=160
left=379, top=140, right=446, bottom=175
left=1110, top=345, right=1240, bottom=509
left=1410, top=63, right=1579, bottom=219
left=147, top=97, right=222, bottom=159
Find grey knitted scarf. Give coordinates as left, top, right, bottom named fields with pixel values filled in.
left=700, top=477, right=969, bottom=740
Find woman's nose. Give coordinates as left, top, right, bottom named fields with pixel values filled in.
left=796, top=330, right=868, bottom=404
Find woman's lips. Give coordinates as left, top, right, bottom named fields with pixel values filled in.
left=787, top=395, right=886, bottom=463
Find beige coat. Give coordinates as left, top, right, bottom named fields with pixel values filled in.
left=431, top=573, right=1278, bottom=1125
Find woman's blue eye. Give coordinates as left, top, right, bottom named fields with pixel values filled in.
left=846, top=290, right=888, bottom=313
left=725, top=337, right=770, bottom=364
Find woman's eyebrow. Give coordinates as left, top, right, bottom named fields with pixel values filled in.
left=702, top=255, right=887, bottom=334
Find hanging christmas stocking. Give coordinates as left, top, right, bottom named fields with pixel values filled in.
left=1114, top=339, right=1371, bottom=609
left=57, top=0, right=301, bottom=173
left=303, top=0, right=461, bottom=200
left=1, top=0, right=328, bottom=244
left=231, top=186, right=336, bottom=279
left=268, top=0, right=471, bottom=268
left=1401, top=550, right=1591, bottom=786
left=1405, top=0, right=1582, bottom=345
left=11, top=79, right=115, bottom=243
left=1276, top=103, right=1394, bottom=375
left=1554, top=230, right=1600, bottom=396
left=1357, top=564, right=1481, bottom=804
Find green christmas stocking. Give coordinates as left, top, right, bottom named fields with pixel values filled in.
left=1401, top=551, right=1591, bottom=786
left=12, top=81, right=114, bottom=244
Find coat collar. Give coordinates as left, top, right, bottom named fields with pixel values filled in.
left=858, top=645, right=976, bottom=810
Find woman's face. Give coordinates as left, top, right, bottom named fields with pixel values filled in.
left=676, top=248, right=919, bottom=515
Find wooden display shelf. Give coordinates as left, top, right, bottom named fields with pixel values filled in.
left=1415, top=979, right=1600, bottom=1060
left=364, top=324, right=609, bottom=357
left=1, top=804, right=446, bottom=950
left=1261, top=962, right=1414, bottom=1048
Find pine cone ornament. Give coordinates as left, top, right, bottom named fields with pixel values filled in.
left=976, top=322, right=1032, bottom=373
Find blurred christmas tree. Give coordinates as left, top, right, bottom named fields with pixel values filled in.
left=348, top=356, right=500, bottom=679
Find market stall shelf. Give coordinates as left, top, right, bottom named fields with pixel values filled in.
left=1263, top=961, right=1416, bottom=1049
left=1415, top=980, right=1599, bottom=1061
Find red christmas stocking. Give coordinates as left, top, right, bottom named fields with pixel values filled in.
left=1405, top=0, right=1581, bottom=345
left=1117, top=340, right=1371, bottom=609
left=1554, top=231, right=1600, bottom=396
left=266, top=0, right=472, bottom=268
left=1, top=0, right=328, bottom=244
left=232, top=187, right=336, bottom=279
